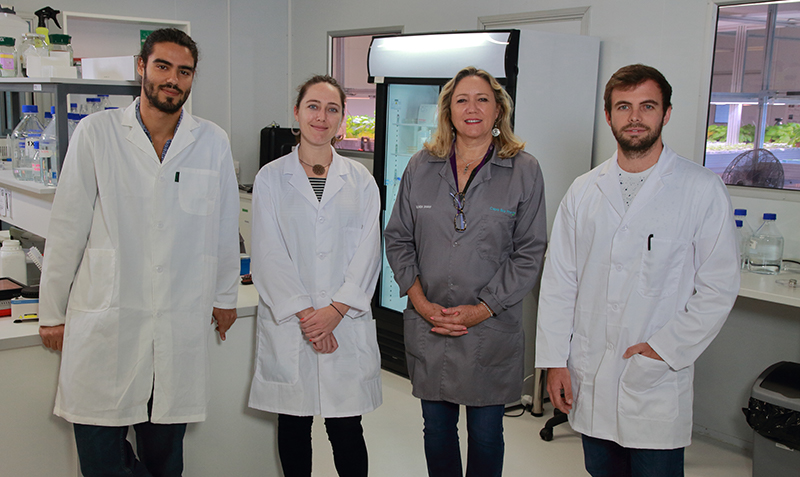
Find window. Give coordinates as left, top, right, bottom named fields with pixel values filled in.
left=329, top=28, right=401, bottom=155
left=705, top=1, right=800, bottom=190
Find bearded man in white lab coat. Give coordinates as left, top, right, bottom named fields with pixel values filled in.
left=536, top=64, right=740, bottom=476
left=37, top=28, right=240, bottom=477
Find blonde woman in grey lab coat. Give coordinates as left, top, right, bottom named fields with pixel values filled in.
left=248, top=75, right=382, bottom=477
left=385, top=67, right=547, bottom=477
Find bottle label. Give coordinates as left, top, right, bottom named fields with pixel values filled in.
left=32, top=164, right=40, bottom=172
left=0, top=53, right=14, bottom=71
left=749, top=239, right=758, bottom=250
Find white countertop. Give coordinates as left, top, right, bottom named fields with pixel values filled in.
left=0, top=283, right=259, bottom=352
left=1, top=270, right=797, bottom=353
left=738, top=268, right=800, bottom=308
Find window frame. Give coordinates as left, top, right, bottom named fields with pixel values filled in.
left=327, top=26, right=403, bottom=160
left=698, top=0, right=800, bottom=201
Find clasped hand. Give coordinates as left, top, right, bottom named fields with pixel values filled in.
left=297, top=304, right=347, bottom=354
left=418, top=302, right=490, bottom=337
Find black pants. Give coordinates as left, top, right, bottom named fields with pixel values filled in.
left=277, top=414, right=368, bottom=477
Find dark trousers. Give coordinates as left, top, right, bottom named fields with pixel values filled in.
left=582, top=434, right=685, bottom=477
left=73, top=421, right=187, bottom=477
left=421, top=400, right=505, bottom=477
left=277, top=413, right=368, bottom=477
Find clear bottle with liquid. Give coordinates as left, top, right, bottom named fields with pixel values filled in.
left=40, top=115, right=57, bottom=186
left=11, top=105, right=44, bottom=181
left=97, top=94, right=112, bottom=110
left=747, top=213, right=784, bottom=275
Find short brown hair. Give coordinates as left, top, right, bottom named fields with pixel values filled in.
left=604, top=64, right=672, bottom=114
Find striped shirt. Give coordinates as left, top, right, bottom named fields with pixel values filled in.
left=308, top=177, right=326, bottom=201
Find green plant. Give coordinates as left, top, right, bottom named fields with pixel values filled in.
left=707, top=124, right=727, bottom=142
left=345, top=115, right=375, bottom=139
left=739, top=124, right=755, bottom=143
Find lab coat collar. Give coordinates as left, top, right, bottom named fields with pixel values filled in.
left=284, top=146, right=348, bottom=209
left=121, top=98, right=199, bottom=165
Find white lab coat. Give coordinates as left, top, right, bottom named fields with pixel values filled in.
left=248, top=148, right=382, bottom=417
left=536, top=145, right=740, bottom=449
left=39, top=100, right=240, bottom=426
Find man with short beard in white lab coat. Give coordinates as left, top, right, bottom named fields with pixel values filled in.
left=38, top=28, right=240, bottom=477
left=536, top=64, right=740, bottom=476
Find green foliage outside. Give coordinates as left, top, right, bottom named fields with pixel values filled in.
left=706, top=123, right=800, bottom=146
left=346, top=115, right=375, bottom=139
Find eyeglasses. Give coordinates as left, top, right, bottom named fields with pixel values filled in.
left=450, top=192, right=466, bottom=232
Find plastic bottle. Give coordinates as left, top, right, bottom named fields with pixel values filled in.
left=81, top=97, right=102, bottom=115
left=11, top=105, right=44, bottom=181
left=97, top=94, right=112, bottom=110
left=0, top=6, right=31, bottom=50
left=69, top=102, right=78, bottom=113
left=67, top=112, right=81, bottom=140
left=747, top=213, right=784, bottom=275
left=0, top=239, right=27, bottom=285
left=40, top=112, right=57, bottom=185
left=17, top=33, right=47, bottom=77
left=0, top=36, right=16, bottom=77
left=48, top=33, right=72, bottom=64
left=42, top=110, right=52, bottom=127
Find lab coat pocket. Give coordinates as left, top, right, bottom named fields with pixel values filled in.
left=619, top=354, right=678, bottom=421
left=403, top=308, right=427, bottom=361
left=638, top=238, right=688, bottom=297
left=477, top=214, right=515, bottom=263
left=178, top=168, right=220, bottom=216
left=477, top=318, right=521, bottom=368
left=68, top=249, right=116, bottom=312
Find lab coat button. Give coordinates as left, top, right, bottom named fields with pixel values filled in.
left=320, top=290, right=326, bottom=297
left=156, top=222, right=164, bottom=229
left=156, top=266, right=163, bottom=273
left=318, top=217, right=325, bottom=223
left=615, top=264, right=623, bottom=271
left=622, top=225, right=628, bottom=232
left=611, top=304, right=619, bottom=311
left=318, top=253, right=325, bottom=259
left=607, top=343, right=614, bottom=351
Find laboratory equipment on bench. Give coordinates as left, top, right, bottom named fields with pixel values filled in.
left=747, top=213, right=784, bottom=275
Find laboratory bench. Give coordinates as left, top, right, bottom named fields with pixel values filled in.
left=0, top=283, right=284, bottom=477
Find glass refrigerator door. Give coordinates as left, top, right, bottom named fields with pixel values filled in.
left=380, top=83, right=441, bottom=313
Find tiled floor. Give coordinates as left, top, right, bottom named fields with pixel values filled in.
left=309, top=370, right=752, bottom=476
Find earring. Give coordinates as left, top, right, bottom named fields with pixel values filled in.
left=491, top=122, right=500, bottom=137
left=290, top=120, right=300, bottom=137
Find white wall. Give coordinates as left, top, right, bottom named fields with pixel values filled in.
left=289, top=0, right=800, bottom=450
left=10, top=0, right=289, bottom=185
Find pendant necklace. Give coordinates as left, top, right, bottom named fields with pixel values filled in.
left=299, top=157, right=331, bottom=176
left=456, top=149, right=479, bottom=173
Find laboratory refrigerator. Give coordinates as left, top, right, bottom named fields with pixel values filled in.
left=368, top=29, right=600, bottom=376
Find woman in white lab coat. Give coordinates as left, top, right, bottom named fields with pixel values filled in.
left=248, top=75, right=381, bottom=477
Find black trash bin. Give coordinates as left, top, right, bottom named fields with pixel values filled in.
left=743, top=361, right=800, bottom=477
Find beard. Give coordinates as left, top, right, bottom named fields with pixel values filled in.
left=142, top=71, right=191, bottom=114
left=612, top=121, right=663, bottom=157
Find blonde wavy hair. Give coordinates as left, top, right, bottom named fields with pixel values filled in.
left=425, top=66, right=525, bottom=159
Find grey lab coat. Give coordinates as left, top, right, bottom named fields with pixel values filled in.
left=385, top=148, right=547, bottom=406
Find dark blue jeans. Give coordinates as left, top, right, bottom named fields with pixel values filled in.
left=421, top=400, right=505, bottom=477
left=582, top=434, right=685, bottom=477
left=73, top=421, right=187, bottom=477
